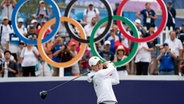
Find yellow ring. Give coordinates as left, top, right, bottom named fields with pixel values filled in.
left=38, top=17, right=87, bottom=67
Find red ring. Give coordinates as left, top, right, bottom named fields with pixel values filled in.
left=116, top=0, right=167, bottom=42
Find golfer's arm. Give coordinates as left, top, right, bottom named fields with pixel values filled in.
left=99, top=63, right=114, bottom=77
left=111, top=68, right=120, bottom=85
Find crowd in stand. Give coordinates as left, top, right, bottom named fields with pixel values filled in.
left=0, top=0, right=184, bottom=77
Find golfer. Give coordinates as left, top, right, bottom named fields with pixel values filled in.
left=87, top=56, right=119, bottom=104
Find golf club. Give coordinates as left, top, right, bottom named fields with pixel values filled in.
left=39, top=71, right=90, bottom=100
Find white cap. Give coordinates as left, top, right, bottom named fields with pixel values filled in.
left=31, top=19, right=38, bottom=24
left=18, top=18, right=24, bottom=22
left=2, top=16, right=8, bottom=20
left=104, top=40, right=111, bottom=45
left=88, top=1, right=93, bottom=5
left=89, top=56, right=101, bottom=67
left=135, top=19, right=141, bottom=24
left=117, top=45, right=124, bottom=50
left=39, top=0, right=44, bottom=4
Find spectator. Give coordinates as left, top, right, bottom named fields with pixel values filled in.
left=134, top=19, right=147, bottom=36
left=69, top=42, right=80, bottom=76
left=52, top=35, right=63, bottom=76
left=43, top=40, right=53, bottom=59
left=113, top=45, right=128, bottom=76
left=135, top=32, right=153, bottom=75
left=83, top=2, right=100, bottom=24
left=166, top=2, right=176, bottom=30
left=53, top=45, right=74, bottom=76
left=157, top=43, right=177, bottom=75
left=136, top=2, right=157, bottom=30
left=31, top=19, right=40, bottom=30
left=113, top=3, right=123, bottom=16
left=144, top=24, right=158, bottom=74
left=84, top=17, right=100, bottom=38
left=16, top=42, right=24, bottom=76
left=36, top=19, right=51, bottom=38
left=17, top=18, right=27, bottom=36
left=57, top=22, right=70, bottom=44
left=27, top=24, right=38, bottom=40
left=0, top=16, right=13, bottom=51
left=0, top=0, right=17, bottom=25
left=0, top=50, right=17, bottom=77
left=79, top=45, right=92, bottom=75
left=164, top=31, right=183, bottom=75
left=36, top=0, right=49, bottom=22
left=107, top=28, right=120, bottom=54
left=9, top=18, right=26, bottom=62
left=35, top=56, right=53, bottom=77
left=20, top=42, right=39, bottom=77
left=99, top=41, right=114, bottom=61
left=178, top=24, right=184, bottom=43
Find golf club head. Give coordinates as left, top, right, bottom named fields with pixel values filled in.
left=40, top=90, right=48, bottom=100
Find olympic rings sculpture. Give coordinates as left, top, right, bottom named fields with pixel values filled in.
left=11, top=0, right=167, bottom=68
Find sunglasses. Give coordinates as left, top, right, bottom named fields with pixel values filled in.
left=118, top=49, right=124, bottom=51
left=159, top=48, right=164, bottom=50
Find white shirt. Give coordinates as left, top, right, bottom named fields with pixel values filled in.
left=107, top=35, right=119, bottom=42
left=20, top=46, right=39, bottom=67
left=164, top=38, right=183, bottom=56
left=18, top=26, right=27, bottom=36
left=84, top=24, right=101, bottom=37
left=135, top=42, right=151, bottom=63
left=2, top=4, right=14, bottom=20
left=84, top=8, right=99, bottom=24
left=1, top=24, right=13, bottom=49
left=87, top=63, right=119, bottom=103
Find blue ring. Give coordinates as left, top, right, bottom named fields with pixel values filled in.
left=11, top=0, right=61, bottom=45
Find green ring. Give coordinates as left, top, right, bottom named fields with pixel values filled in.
left=90, top=15, right=139, bottom=67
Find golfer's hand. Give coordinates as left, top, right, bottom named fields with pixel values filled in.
left=103, top=61, right=110, bottom=68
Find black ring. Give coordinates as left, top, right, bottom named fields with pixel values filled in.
left=64, top=0, right=113, bottom=43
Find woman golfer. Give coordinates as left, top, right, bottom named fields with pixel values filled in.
left=87, top=56, right=119, bottom=104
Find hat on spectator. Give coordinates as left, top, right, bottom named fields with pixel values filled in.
left=29, top=24, right=34, bottom=28
left=2, top=16, right=8, bottom=20
left=150, top=24, right=156, bottom=27
left=117, top=45, right=124, bottom=51
left=163, top=43, right=169, bottom=46
left=104, top=40, right=111, bottom=45
left=31, top=19, right=38, bottom=24
left=18, top=18, right=24, bottom=23
left=182, top=23, right=184, bottom=27
left=89, top=56, right=101, bottom=67
left=39, top=0, right=44, bottom=4
left=88, top=2, right=93, bottom=6
left=135, top=19, right=141, bottom=24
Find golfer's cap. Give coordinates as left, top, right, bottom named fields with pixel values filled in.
left=2, top=16, right=8, bottom=20
left=135, top=19, right=141, bottom=24
left=39, top=0, right=44, bottom=4
left=89, top=56, right=101, bottom=67
left=18, top=18, right=24, bottom=23
left=31, top=19, right=38, bottom=24
left=104, top=40, right=111, bottom=45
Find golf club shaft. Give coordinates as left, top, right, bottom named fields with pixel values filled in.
left=47, top=71, right=89, bottom=92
